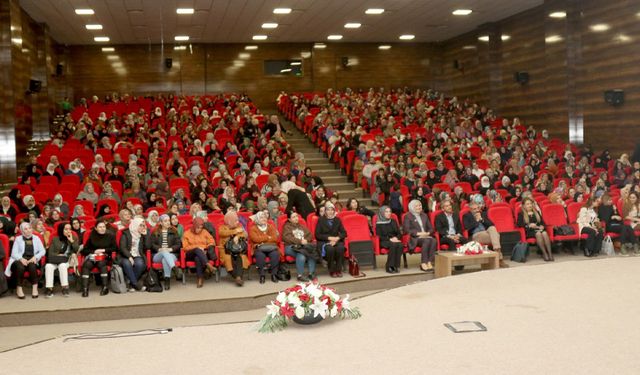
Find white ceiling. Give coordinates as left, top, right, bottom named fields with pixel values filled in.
left=19, top=0, right=543, bottom=45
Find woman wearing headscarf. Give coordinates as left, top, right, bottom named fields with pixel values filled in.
left=99, top=181, right=121, bottom=204
left=267, top=200, right=281, bottom=223
left=9, top=188, right=27, bottom=213
left=51, top=193, right=70, bottom=218
left=80, top=220, right=117, bottom=297
left=218, top=210, right=249, bottom=286
left=44, top=222, right=79, bottom=297
left=22, top=195, right=41, bottom=217
left=76, top=183, right=99, bottom=205
left=0, top=196, right=17, bottom=220
left=150, top=214, right=181, bottom=290
left=182, top=217, right=216, bottom=288
left=376, top=206, right=403, bottom=274
left=315, top=202, right=347, bottom=278
left=403, top=199, right=437, bottom=272
left=169, top=213, right=184, bottom=237
left=4, top=222, right=46, bottom=299
left=44, top=163, right=62, bottom=183
left=146, top=210, right=160, bottom=229
left=118, top=217, right=149, bottom=291
left=249, top=211, right=281, bottom=284
left=71, top=204, right=86, bottom=219
left=282, top=211, right=318, bottom=281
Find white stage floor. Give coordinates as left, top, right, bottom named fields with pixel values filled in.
left=3, top=256, right=640, bottom=375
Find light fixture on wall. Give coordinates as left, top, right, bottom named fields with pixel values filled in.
left=590, top=24, right=610, bottom=32
left=85, top=24, right=103, bottom=30
left=262, top=23, right=278, bottom=29
left=314, top=43, right=327, bottom=48
left=175, top=35, right=190, bottom=41
left=452, top=9, right=472, bottom=16
left=102, top=47, right=115, bottom=52
left=378, top=45, right=391, bottom=50
left=245, top=45, right=258, bottom=50
left=94, top=36, right=110, bottom=42
left=399, top=34, right=415, bottom=40
left=344, top=23, right=361, bottom=28
left=478, top=35, right=489, bottom=42
left=253, top=35, right=268, bottom=40
left=273, top=8, right=292, bottom=14
left=327, top=35, right=343, bottom=40
left=548, top=11, right=566, bottom=18
left=365, top=8, right=384, bottom=15
left=176, top=8, right=195, bottom=14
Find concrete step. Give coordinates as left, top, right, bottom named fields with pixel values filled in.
left=324, top=182, right=358, bottom=191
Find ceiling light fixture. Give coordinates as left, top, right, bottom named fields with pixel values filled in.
left=344, top=23, right=361, bottom=28
left=501, top=35, right=511, bottom=41
left=590, top=24, right=610, bottom=32
left=290, top=61, right=302, bottom=66
left=253, top=35, right=268, bottom=40
left=75, top=9, right=94, bottom=15
left=327, top=35, right=343, bottom=40
left=238, top=53, right=251, bottom=59
left=174, top=35, right=190, bottom=41
left=549, top=11, right=567, bottom=18
left=300, top=51, right=311, bottom=58
left=378, top=45, right=391, bottom=50
left=314, top=43, right=326, bottom=49
left=614, top=34, right=632, bottom=42
left=365, top=8, right=384, bottom=15
left=273, top=8, right=292, bottom=14
left=94, top=36, right=110, bottom=42
left=85, top=24, right=103, bottom=30
left=102, top=47, right=114, bottom=52
left=478, top=35, right=489, bottom=42
left=174, top=46, right=187, bottom=50
left=262, top=23, right=278, bottom=29
left=245, top=45, right=258, bottom=50
left=545, top=35, right=563, bottom=43
left=452, top=9, right=472, bottom=16
left=106, top=55, right=119, bottom=60
left=280, top=68, right=292, bottom=73
left=462, top=45, right=476, bottom=50
left=176, top=8, right=195, bottom=14
left=399, top=34, right=415, bottom=40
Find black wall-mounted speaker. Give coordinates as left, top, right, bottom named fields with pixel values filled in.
left=165, top=58, right=173, bottom=69
left=453, top=60, right=460, bottom=70
left=604, top=90, right=624, bottom=106
left=28, top=79, right=42, bottom=93
left=56, top=63, right=64, bottom=76
left=341, top=56, right=349, bottom=68
left=514, top=71, right=529, bottom=85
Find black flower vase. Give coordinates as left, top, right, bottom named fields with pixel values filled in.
left=292, top=312, right=324, bottom=325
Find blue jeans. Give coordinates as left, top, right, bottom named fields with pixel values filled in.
left=153, top=252, right=177, bottom=277
left=120, top=256, right=146, bottom=286
left=285, top=245, right=316, bottom=276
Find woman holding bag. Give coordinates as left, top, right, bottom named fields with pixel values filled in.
left=577, top=196, right=604, bottom=257
left=218, top=210, right=249, bottom=287
left=282, top=212, right=318, bottom=282
left=44, top=222, right=79, bottom=297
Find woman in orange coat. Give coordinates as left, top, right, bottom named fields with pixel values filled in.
left=248, top=211, right=281, bottom=284
left=182, top=217, right=215, bottom=288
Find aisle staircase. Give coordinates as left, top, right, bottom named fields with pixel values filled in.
left=284, top=122, right=374, bottom=209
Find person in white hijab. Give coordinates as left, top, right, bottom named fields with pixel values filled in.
left=403, top=200, right=437, bottom=272
left=118, top=217, right=148, bottom=291
left=5, top=222, right=46, bottom=299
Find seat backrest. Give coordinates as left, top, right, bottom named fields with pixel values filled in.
left=342, top=214, right=370, bottom=242
left=541, top=203, right=569, bottom=226
left=488, top=206, right=516, bottom=231
left=566, top=202, right=583, bottom=224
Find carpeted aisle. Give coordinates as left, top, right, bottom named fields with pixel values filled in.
left=3, top=257, right=640, bottom=375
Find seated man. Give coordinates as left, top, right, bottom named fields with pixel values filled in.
left=435, top=200, right=468, bottom=250
left=462, top=201, right=509, bottom=268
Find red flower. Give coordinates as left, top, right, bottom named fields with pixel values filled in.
left=336, top=300, right=343, bottom=313
left=299, top=294, right=310, bottom=303
left=280, top=304, right=295, bottom=318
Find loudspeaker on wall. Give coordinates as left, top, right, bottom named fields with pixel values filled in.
left=28, top=79, right=42, bottom=93
left=604, top=90, right=624, bottom=106
left=165, top=58, right=173, bottom=69
left=341, top=57, right=349, bottom=68
left=514, top=71, right=529, bottom=85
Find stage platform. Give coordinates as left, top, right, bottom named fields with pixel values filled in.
left=1, top=255, right=638, bottom=374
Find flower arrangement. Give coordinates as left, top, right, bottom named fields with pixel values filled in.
left=258, top=281, right=362, bottom=333
left=457, top=241, right=487, bottom=255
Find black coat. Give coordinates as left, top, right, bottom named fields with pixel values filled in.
left=376, top=220, right=401, bottom=242
left=315, top=216, right=347, bottom=244
left=150, top=229, right=182, bottom=255
left=462, top=211, right=495, bottom=236
left=286, top=189, right=315, bottom=220
left=118, top=229, right=151, bottom=259
left=434, top=211, right=463, bottom=236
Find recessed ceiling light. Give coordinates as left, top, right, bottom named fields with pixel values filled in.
left=233, top=60, right=245, bottom=67
left=106, top=55, right=119, bottom=60
left=174, top=46, right=187, bottom=50
left=245, top=45, right=258, bottom=50
left=399, top=34, right=415, bottom=40
left=590, top=24, right=610, bottom=32
left=462, top=45, right=476, bottom=50
left=290, top=61, right=302, bottom=66
left=174, top=35, right=190, bottom=41
left=452, top=9, right=472, bottom=16
left=238, top=53, right=250, bottom=59
left=327, top=35, right=343, bottom=40
left=253, top=35, right=268, bottom=40
left=94, top=36, right=110, bottom=42
left=365, top=8, right=384, bottom=15
left=101, top=47, right=115, bottom=52
left=280, top=68, right=292, bottom=73
left=111, top=62, right=123, bottom=68
left=344, top=23, right=361, bottom=28
left=478, top=35, right=489, bottom=42
left=549, top=11, right=566, bottom=18
left=614, top=34, right=632, bottom=42
left=314, top=43, right=326, bottom=49
left=378, top=45, right=391, bottom=50
left=85, top=24, right=103, bottom=30
left=262, top=23, right=278, bottom=29
left=75, top=9, right=94, bottom=15
left=300, top=51, right=311, bottom=58
left=545, top=35, right=563, bottom=43
left=273, top=8, right=292, bottom=14
left=176, top=8, right=195, bottom=14
left=11, top=38, right=22, bottom=45
left=501, top=35, right=510, bottom=41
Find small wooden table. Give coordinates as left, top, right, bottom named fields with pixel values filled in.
left=434, top=251, right=499, bottom=278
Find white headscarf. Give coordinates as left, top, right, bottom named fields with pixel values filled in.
left=129, top=217, right=145, bottom=257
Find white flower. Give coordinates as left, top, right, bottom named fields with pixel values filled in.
left=295, top=306, right=306, bottom=319
left=341, top=295, right=351, bottom=310
left=266, top=302, right=280, bottom=318
left=306, top=284, right=323, bottom=299
left=324, top=289, right=339, bottom=301
left=288, top=293, right=302, bottom=308
left=310, top=298, right=328, bottom=318
left=276, top=292, right=287, bottom=305
left=330, top=305, right=338, bottom=318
